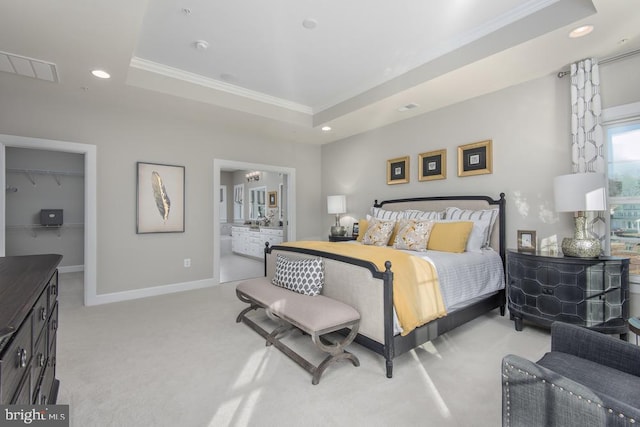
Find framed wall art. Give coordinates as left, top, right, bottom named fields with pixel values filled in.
left=458, top=139, right=493, bottom=177
left=418, top=149, right=446, bottom=181
left=268, top=191, right=277, bottom=208
left=136, top=162, right=185, bottom=234
left=517, top=230, right=537, bottom=253
left=387, top=156, right=409, bottom=185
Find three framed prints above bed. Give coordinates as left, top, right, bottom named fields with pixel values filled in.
left=387, top=139, right=493, bottom=184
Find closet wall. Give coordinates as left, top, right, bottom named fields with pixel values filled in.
left=5, top=147, right=84, bottom=269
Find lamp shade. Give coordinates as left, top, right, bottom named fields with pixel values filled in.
left=327, top=195, right=346, bottom=215
left=553, top=173, right=607, bottom=212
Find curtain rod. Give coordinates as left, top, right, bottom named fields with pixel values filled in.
left=557, top=48, right=640, bottom=78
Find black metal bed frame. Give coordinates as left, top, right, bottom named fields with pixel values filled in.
left=265, top=193, right=507, bottom=378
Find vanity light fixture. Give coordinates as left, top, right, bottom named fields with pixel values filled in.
left=246, top=171, right=260, bottom=182
left=91, top=69, right=111, bottom=79
left=321, top=126, right=332, bottom=132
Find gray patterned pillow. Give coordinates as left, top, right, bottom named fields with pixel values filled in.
left=272, top=255, right=324, bottom=296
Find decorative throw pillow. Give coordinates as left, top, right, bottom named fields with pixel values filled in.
left=356, top=218, right=369, bottom=242
left=402, top=209, right=444, bottom=220
left=445, top=207, right=498, bottom=248
left=362, top=218, right=396, bottom=246
left=272, top=255, right=324, bottom=296
left=427, top=221, right=474, bottom=253
left=393, top=219, right=435, bottom=251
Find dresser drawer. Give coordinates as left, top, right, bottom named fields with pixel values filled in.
left=36, top=358, right=55, bottom=405
left=48, top=303, right=58, bottom=352
left=10, top=370, right=32, bottom=404
left=0, top=314, right=33, bottom=404
left=31, top=330, right=48, bottom=394
left=33, top=288, right=49, bottom=344
left=48, top=271, right=59, bottom=312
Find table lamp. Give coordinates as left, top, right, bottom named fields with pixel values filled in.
left=553, top=173, right=606, bottom=257
left=327, top=195, right=347, bottom=236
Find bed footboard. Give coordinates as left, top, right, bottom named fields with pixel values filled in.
left=265, top=245, right=397, bottom=377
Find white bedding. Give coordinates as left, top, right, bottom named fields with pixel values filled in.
left=403, top=248, right=506, bottom=311
left=390, top=247, right=505, bottom=335
left=341, top=241, right=505, bottom=334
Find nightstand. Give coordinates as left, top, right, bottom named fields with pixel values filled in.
left=506, top=249, right=630, bottom=339
left=328, top=235, right=357, bottom=242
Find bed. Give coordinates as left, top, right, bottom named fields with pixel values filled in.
left=263, top=193, right=506, bottom=378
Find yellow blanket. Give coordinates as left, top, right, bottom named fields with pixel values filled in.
left=279, top=241, right=447, bottom=335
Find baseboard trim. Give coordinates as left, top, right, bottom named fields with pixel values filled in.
left=86, top=278, right=218, bottom=306
left=58, top=265, right=84, bottom=274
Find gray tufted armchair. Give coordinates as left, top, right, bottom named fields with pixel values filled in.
left=502, top=322, right=640, bottom=427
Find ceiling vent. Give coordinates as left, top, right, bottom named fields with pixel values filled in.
left=0, top=51, right=58, bottom=83
left=398, top=103, right=420, bottom=112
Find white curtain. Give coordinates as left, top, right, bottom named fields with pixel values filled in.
left=569, top=58, right=607, bottom=248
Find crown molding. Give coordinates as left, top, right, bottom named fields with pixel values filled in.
left=129, top=57, right=313, bottom=115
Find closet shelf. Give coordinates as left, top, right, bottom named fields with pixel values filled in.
left=6, top=223, right=84, bottom=237
left=7, top=168, right=84, bottom=186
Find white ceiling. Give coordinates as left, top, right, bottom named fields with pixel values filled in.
left=1, top=0, right=640, bottom=144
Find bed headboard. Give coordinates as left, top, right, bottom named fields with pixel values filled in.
left=374, top=193, right=506, bottom=264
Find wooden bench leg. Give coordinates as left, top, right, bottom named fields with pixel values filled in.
left=310, top=322, right=360, bottom=385
left=236, top=289, right=361, bottom=385
left=266, top=323, right=296, bottom=347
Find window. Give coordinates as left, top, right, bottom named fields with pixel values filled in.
left=607, top=121, right=640, bottom=279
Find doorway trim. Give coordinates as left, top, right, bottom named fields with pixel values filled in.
left=0, top=134, right=97, bottom=306
left=213, top=159, right=296, bottom=282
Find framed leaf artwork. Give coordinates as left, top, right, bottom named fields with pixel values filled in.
left=136, top=162, right=185, bottom=233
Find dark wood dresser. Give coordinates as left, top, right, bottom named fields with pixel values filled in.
left=507, top=249, right=629, bottom=338
left=0, top=254, right=62, bottom=404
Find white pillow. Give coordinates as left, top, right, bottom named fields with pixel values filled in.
left=370, top=207, right=403, bottom=221
left=445, top=207, right=498, bottom=248
left=402, top=209, right=443, bottom=220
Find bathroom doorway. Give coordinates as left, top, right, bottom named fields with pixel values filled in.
left=213, top=159, right=296, bottom=283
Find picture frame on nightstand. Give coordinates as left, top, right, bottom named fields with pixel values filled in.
left=517, top=230, right=536, bottom=253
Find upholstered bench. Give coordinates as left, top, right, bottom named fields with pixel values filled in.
left=236, top=276, right=361, bottom=385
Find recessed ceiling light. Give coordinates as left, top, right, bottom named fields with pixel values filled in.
left=321, top=126, right=332, bottom=132
left=569, top=25, right=594, bottom=38
left=302, top=18, right=317, bottom=30
left=91, top=69, right=110, bottom=79
left=194, top=40, right=209, bottom=51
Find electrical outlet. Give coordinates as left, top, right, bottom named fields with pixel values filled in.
left=184, top=258, right=191, bottom=268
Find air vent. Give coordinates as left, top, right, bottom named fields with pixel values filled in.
left=398, top=103, right=420, bottom=112
left=0, top=51, right=58, bottom=83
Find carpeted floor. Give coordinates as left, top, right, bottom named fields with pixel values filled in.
left=56, top=272, right=551, bottom=427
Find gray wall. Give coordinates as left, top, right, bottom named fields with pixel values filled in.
left=1, top=53, right=638, bottom=301
left=5, top=147, right=84, bottom=267
left=0, top=86, right=322, bottom=296
left=321, top=55, right=640, bottom=251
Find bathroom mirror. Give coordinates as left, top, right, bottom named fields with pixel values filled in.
left=249, top=186, right=266, bottom=220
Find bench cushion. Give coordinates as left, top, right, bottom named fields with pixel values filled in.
left=237, top=278, right=360, bottom=334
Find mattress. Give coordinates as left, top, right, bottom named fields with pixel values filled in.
left=392, top=247, right=505, bottom=334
